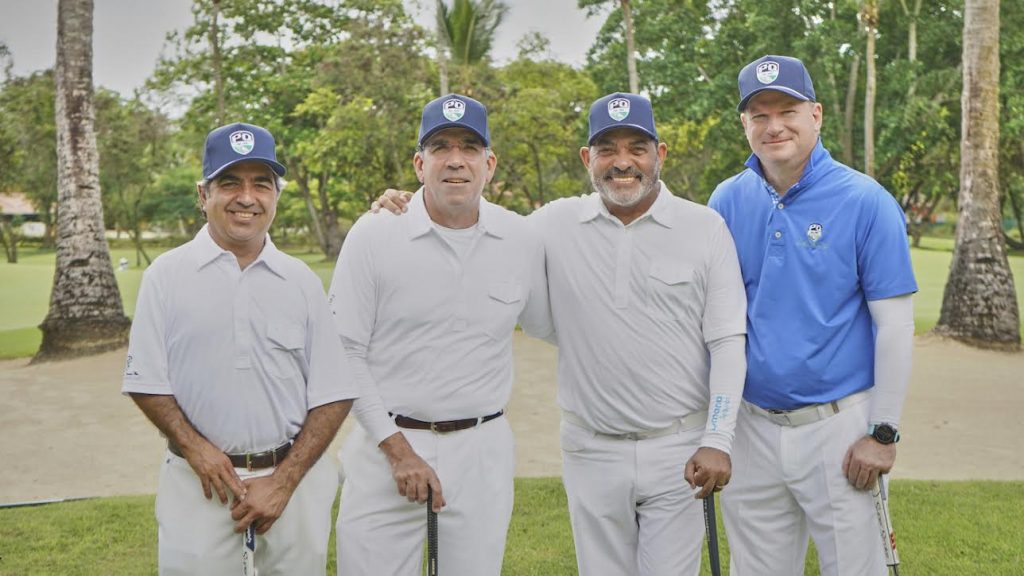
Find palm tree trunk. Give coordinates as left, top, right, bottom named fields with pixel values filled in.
left=209, top=0, right=225, bottom=124
left=861, top=0, right=878, bottom=177
left=35, top=0, right=130, bottom=362
left=621, top=0, right=639, bottom=93
left=934, top=0, right=1020, bottom=350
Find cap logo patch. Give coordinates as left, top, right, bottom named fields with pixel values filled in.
left=756, top=61, right=780, bottom=84
left=608, top=98, right=631, bottom=121
left=443, top=98, right=465, bottom=121
left=807, top=223, right=823, bottom=244
left=229, top=130, right=255, bottom=155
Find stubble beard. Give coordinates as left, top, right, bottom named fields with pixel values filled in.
left=591, top=161, right=662, bottom=209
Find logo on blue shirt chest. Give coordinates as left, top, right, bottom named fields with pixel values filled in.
left=799, top=222, right=828, bottom=250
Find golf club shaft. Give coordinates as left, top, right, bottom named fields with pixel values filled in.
left=703, top=492, right=722, bottom=576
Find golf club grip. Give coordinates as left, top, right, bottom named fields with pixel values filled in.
left=427, top=487, right=438, bottom=576
left=703, top=493, right=722, bottom=576
left=242, top=524, right=256, bottom=576
left=872, top=475, right=900, bottom=573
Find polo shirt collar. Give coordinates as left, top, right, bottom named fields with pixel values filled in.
left=578, top=181, right=674, bottom=228
left=192, top=224, right=286, bottom=278
left=406, top=187, right=507, bottom=240
left=744, top=139, right=833, bottom=193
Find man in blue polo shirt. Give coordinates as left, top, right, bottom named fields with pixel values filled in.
left=708, top=55, right=918, bottom=575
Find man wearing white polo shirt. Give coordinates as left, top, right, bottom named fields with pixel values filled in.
left=372, top=93, right=749, bottom=576
left=328, top=94, right=553, bottom=575
left=531, top=93, right=748, bottom=576
left=709, top=55, right=917, bottom=575
left=123, top=122, right=357, bottom=575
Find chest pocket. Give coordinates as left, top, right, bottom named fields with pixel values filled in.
left=647, top=262, right=698, bottom=321
left=266, top=323, right=305, bottom=380
left=484, top=281, right=523, bottom=341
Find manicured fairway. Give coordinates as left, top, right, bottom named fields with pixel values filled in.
left=0, top=478, right=1021, bottom=575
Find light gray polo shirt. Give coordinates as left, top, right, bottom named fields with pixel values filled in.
left=532, top=185, right=747, bottom=448
left=122, top=225, right=358, bottom=454
left=329, top=189, right=554, bottom=444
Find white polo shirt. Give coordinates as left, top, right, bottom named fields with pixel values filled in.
left=531, top=185, right=747, bottom=447
left=328, top=189, right=554, bottom=444
left=122, top=225, right=358, bottom=454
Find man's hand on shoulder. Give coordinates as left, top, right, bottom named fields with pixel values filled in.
left=842, top=436, right=897, bottom=490
left=379, top=432, right=445, bottom=512
left=684, top=447, right=732, bottom=499
left=370, top=189, right=413, bottom=215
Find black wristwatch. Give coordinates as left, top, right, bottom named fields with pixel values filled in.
left=868, top=423, right=900, bottom=445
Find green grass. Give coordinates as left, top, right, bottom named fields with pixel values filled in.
left=0, top=478, right=1021, bottom=575
left=2, top=237, right=1023, bottom=358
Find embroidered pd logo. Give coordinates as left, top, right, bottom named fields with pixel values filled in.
left=807, top=223, right=823, bottom=244
left=443, top=98, right=465, bottom=121
left=229, top=130, right=255, bottom=155
left=608, top=98, right=631, bottom=121
left=756, top=61, right=780, bottom=84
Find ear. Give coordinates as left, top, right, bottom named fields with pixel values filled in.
left=656, top=141, right=667, bottom=163
left=413, top=151, right=425, bottom=183
left=740, top=112, right=749, bottom=131
left=196, top=182, right=208, bottom=212
left=579, top=146, right=592, bottom=170
left=811, top=102, right=823, bottom=132
left=484, top=150, right=497, bottom=183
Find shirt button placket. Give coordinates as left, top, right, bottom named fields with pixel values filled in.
left=234, top=265, right=252, bottom=370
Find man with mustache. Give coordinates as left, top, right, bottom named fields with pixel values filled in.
left=374, top=92, right=748, bottom=576
left=123, top=122, right=357, bottom=575
left=709, top=55, right=917, bottom=575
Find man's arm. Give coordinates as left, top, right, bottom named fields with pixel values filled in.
left=229, top=399, right=352, bottom=533
left=843, top=294, right=915, bottom=490
left=130, top=392, right=246, bottom=504
left=684, top=333, right=746, bottom=498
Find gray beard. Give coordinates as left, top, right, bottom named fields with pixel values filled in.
left=591, top=164, right=661, bottom=208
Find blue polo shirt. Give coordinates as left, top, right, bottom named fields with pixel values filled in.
left=708, top=141, right=917, bottom=410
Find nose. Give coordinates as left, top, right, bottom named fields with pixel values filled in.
left=765, top=115, right=784, bottom=135
left=612, top=149, right=633, bottom=171
left=235, top=181, right=258, bottom=205
left=445, top=147, right=468, bottom=169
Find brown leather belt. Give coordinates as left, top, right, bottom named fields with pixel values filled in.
left=391, top=410, right=503, bottom=433
left=167, top=441, right=292, bottom=471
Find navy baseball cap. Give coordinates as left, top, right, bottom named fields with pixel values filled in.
left=418, top=94, right=490, bottom=147
left=587, top=92, right=658, bottom=145
left=202, top=122, right=286, bottom=180
left=737, top=55, right=816, bottom=111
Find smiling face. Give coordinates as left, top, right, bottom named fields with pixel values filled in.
left=581, top=127, right=667, bottom=216
left=741, top=91, right=822, bottom=177
left=198, top=160, right=279, bottom=262
left=414, top=127, right=497, bottom=228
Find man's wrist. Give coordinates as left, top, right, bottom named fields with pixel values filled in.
left=868, top=423, right=900, bottom=445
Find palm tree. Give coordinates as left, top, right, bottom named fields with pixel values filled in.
left=579, top=0, right=639, bottom=93
left=933, top=0, right=1020, bottom=350
left=35, top=0, right=130, bottom=362
left=435, top=0, right=509, bottom=94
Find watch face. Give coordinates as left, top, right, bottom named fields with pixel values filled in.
left=873, top=424, right=898, bottom=444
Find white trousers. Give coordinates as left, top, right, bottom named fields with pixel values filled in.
left=155, top=450, right=338, bottom=576
left=336, top=417, right=515, bottom=576
left=560, top=418, right=705, bottom=576
left=721, top=397, right=887, bottom=576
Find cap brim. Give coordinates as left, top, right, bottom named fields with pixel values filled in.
left=205, top=157, right=287, bottom=180
left=419, top=123, right=490, bottom=148
left=588, top=124, right=658, bottom=146
left=737, top=86, right=812, bottom=111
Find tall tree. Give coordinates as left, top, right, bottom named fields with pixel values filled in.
left=35, top=0, right=130, bottom=362
left=934, top=0, right=1020, bottom=350
left=580, top=0, right=640, bottom=93
left=436, top=0, right=508, bottom=94
left=860, top=0, right=879, bottom=177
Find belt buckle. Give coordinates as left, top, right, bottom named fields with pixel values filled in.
left=245, top=452, right=254, bottom=472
